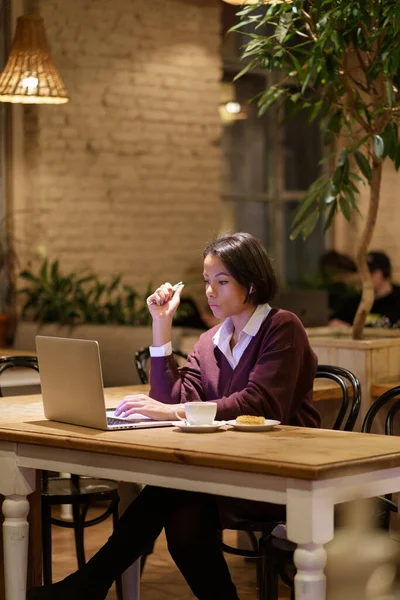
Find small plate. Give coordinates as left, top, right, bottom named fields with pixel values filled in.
left=171, top=420, right=226, bottom=433
left=226, top=419, right=280, bottom=432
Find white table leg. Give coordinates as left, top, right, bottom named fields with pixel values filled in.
left=0, top=444, right=36, bottom=600
left=293, top=543, right=327, bottom=600
left=286, top=482, right=334, bottom=600
left=2, top=495, right=30, bottom=600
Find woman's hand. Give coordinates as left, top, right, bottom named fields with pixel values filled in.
left=146, top=282, right=184, bottom=321
left=114, top=394, right=179, bottom=421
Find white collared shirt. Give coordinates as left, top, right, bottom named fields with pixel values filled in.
left=150, top=303, right=271, bottom=369
left=212, top=303, right=271, bottom=369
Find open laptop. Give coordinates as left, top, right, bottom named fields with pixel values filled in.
left=35, top=336, right=174, bottom=431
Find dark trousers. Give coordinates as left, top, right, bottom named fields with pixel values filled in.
left=32, top=486, right=285, bottom=600
left=85, top=485, right=240, bottom=600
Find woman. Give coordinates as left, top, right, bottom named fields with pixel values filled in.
left=28, top=232, right=320, bottom=600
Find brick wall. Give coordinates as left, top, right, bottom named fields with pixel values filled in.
left=12, top=0, right=222, bottom=296
left=332, top=160, right=400, bottom=282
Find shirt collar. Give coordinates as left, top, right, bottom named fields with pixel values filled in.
left=212, top=303, right=271, bottom=347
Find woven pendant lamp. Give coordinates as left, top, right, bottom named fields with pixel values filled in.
left=0, top=15, right=69, bottom=104
left=223, top=0, right=292, bottom=4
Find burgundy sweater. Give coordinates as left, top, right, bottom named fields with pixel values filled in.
left=150, top=308, right=321, bottom=427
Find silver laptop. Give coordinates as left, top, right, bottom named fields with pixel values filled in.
left=35, top=336, right=173, bottom=431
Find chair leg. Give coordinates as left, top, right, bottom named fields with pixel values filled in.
left=41, top=502, right=53, bottom=585
left=72, top=503, right=87, bottom=569
left=111, top=499, right=124, bottom=600
left=263, top=558, right=279, bottom=600
left=254, top=555, right=264, bottom=600
left=259, top=536, right=279, bottom=600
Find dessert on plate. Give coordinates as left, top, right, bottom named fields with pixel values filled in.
left=235, top=415, right=265, bottom=425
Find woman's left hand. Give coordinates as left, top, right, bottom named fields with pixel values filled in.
left=114, top=394, right=178, bottom=420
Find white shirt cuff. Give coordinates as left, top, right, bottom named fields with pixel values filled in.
left=149, top=342, right=172, bottom=357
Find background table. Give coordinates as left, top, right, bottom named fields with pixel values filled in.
left=371, top=380, right=400, bottom=399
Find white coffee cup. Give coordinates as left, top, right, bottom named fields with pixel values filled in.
left=175, top=402, right=217, bottom=426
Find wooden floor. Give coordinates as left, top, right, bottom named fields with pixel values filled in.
left=51, top=505, right=290, bottom=599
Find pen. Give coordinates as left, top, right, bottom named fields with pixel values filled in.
left=148, top=282, right=183, bottom=305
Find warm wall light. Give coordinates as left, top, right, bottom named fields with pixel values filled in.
left=0, top=15, right=69, bottom=104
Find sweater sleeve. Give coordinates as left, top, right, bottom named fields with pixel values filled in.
left=149, top=342, right=206, bottom=404
left=215, top=316, right=317, bottom=421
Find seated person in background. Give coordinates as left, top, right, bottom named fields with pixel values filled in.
left=28, top=232, right=320, bottom=600
left=329, top=251, right=400, bottom=328
left=319, top=250, right=359, bottom=315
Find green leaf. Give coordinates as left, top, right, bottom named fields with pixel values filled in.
left=354, top=151, right=372, bottom=183
left=324, top=201, right=338, bottom=232
left=385, top=80, right=396, bottom=107
left=395, top=145, right=400, bottom=171
left=381, top=123, right=397, bottom=160
left=291, top=176, right=330, bottom=229
left=309, top=100, right=323, bottom=123
left=300, top=210, right=319, bottom=240
left=39, top=259, right=49, bottom=283
left=233, top=58, right=259, bottom=82
left=327, top=110, right=342, bottom=134
left=324, top=131, right=334, bottom=146
left=373, top=135, right=384, bottom=159
left=339, top=196, right=352, bottom=222
left=257, top=87, right=286, bottom=116
left=276, top=12, right=293, bottom=44
left=348, top=171, right=366, bottom=185
left=19, top=270, right=40, bottom=283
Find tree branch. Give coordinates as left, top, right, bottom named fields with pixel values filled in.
left=301, top=9, right=318, bottom=42
left=348, top=73, right=369, bottom=94
left=340, top=49, right=373, bottom=133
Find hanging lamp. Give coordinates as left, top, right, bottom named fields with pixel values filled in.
left=223, top=1, right=292, bottom=4
left=0, top=15, right=69, bottom=104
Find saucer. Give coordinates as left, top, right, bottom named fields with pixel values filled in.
left=226, top=419, right=280, bottom=432
left=172, top=421, right=225, bottom=433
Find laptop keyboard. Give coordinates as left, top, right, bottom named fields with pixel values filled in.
left=107, top=417, right=134, bottom=427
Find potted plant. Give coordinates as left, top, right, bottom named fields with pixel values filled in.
left=223, top=0, right=400, bottom=422
left=228, top=0, right=400, bottom=340
left=14, top=259, right=188, bottom=386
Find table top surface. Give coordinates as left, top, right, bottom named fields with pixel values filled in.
left=371, top=380, right=400, bottom=399
left=0, top=347, right=36, bottom=357
left=1, top=386, right=400, bottom=482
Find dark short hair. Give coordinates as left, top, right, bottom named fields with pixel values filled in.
left=319, top=250, right=357, bottom=273
left=203, top=232, right=278, bottom=305
left=367, top=251, right=391, bottom=279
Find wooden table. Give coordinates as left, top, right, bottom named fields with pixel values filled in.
left=312, top=379, right=346, bottom=402
left=0, top=349, right=36, bottom=357
left=371, top=380, right=400, bottom=399
left=2, top=388, right=400, bottom=600
left=0, top=377, right=343, bottom=599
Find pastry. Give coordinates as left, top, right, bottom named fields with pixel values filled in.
left=235, top=415, right=265, bottom=425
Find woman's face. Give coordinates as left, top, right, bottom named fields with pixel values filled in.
left=203, top=254, right=251, bottom=321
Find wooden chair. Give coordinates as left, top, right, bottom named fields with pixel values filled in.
left=0, top=356, right=123, bottom=598
left=361, top=385, right=400, bottom=528
left=221, top=364, right=362, bottom=600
